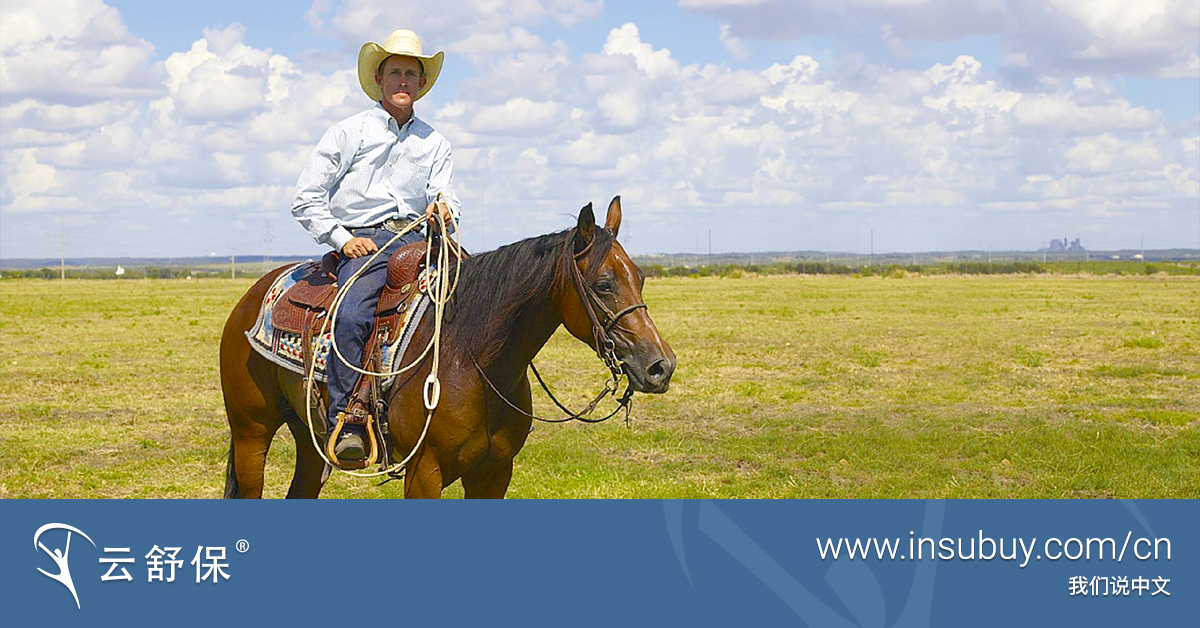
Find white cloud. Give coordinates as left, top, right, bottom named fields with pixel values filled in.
left=450, top=27, right=545, bottom=55
left=446, top=38, right=573, bottom=109
left=602, top=23, right=681, bottom=79
left=0, top=0, right=161, bottom=102
left=304, top=0, right=334, bottom=29
left=681, top=0, right=772, bottom=7
left=1, top=150, right=61, bottom=212
left=163, top=26, right=274, bottom=121
left=0, top=99, right=136, bottom=136
left=761, top=56, right=856, bottom=113
left=921, top=56, right=1021, bottom=131
left=321, top=0, right=602, bottom=49
left=1011, top=96, right=1157, bottom=133
left=467, top=97, right=563, bottom=135
left=763, top=55, right=820, bottom=85
left=687, top=66, right=773, bottom=107
left=2, top=2, right=1196, bottom=257
left=719, top=24, right=751, bottom=59
left=1050, top=0, right=1198, bottom=65
left=1065, top=134, right=1164, bottom=173
left=682, top=0, right=1200, bottom=78
left=0, top=1, right=363, bottom=262
left=425, top=15, right=1195, bottom=250
left=597, top=90, right=644, bottom=128
left=552, top=131, right=630, bottom=167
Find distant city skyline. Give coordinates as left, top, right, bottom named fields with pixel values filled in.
left=1045, top=237, right=1086, bottom=253
left=2, top=0, right=1197, bottom=259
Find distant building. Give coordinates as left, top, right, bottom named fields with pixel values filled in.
left=1047, top=237, right=1085, bottom=253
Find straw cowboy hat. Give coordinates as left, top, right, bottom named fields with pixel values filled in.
left=357, top=29, right=444, bottom=102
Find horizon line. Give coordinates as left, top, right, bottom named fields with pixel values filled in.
left=3, top=246, right=1199, bottom=266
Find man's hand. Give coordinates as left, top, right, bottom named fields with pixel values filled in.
left=341, top=237, right=378, bottom=258
left=424, top=201, right=453, bottom=226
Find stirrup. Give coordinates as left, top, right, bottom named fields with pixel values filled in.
left=325, top=410, right=380, bottom=470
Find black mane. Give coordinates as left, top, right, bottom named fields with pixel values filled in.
left=442, top=226, right=613, bottom=369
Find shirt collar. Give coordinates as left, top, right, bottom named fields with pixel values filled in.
left=373, top=102, right=417, bottom=134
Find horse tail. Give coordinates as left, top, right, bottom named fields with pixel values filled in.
left=222, top=438, right=241, bottom=499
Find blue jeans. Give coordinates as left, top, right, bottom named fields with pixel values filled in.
left=327, top=226, right=424, bottom=433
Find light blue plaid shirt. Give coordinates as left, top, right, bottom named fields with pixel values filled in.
left=292, top=103, right=461, bottom=251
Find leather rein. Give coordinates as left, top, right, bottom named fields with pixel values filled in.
left=472, top=228, right=647, bottom=424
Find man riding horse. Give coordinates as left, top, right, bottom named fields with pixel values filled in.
left=291, top=28, right=459, bottom=463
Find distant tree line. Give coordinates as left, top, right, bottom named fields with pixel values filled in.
left=0, top=267, right=238, bottom=280
left=640, top=260, right=1197, bottom=278
left=4, top=259, right=1195, bottom=281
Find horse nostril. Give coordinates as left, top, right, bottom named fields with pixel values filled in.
left=647, top=359, right=668, bottom=383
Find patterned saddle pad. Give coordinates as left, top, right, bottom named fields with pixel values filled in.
left=244, top=261, right=431, bottom=383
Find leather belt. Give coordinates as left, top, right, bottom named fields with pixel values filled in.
left=349, top=217, right=420, bottom=234
left=381, top=217, right=419, bottom=233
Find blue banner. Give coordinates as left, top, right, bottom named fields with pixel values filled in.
left=2, top=500, right=1194, bottom=626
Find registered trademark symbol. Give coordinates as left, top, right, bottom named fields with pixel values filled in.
left=235, top=539, right=250, bottom=553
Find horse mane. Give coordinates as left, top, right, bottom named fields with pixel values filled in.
left=443, top=225, right=614, bottom=369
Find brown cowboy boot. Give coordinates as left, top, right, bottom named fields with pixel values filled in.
left=332, top=427, right=367, bottom=461
left=326, top=363, right=379, bottom=468
left=320, top=402, right=372, bottom=467
left=329, top=399, right=372, bottom=462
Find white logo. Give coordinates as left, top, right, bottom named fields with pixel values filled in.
left=34, top=523, right=96, bottom=609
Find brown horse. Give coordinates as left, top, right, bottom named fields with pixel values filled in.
left=220, top=197, right=676, bottom=498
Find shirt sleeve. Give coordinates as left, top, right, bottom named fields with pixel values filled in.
left=426, top=136, right=462, bottom=222
left=292, top=125, right=355, bottom=251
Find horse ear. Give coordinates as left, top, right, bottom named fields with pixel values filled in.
left=604, top=196, right=622, bottom=237
left=575, top=202, right=596, bottom=251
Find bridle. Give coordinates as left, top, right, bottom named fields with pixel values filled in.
left=568, top=231, right=648, bottom=382
left=472, top=228, right=648, bottom=424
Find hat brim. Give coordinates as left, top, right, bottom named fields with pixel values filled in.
left=357, top=43, right=443, bottom=103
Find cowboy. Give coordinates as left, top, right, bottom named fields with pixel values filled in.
left=292, top=28, right=460, bottom=462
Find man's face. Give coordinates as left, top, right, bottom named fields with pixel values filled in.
left=375, top=55, right=425, bottom=109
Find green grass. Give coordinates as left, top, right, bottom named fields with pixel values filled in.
left=1, top=273, right=1197, bottom=498
left=1123, top=336, right=1165, bottom=349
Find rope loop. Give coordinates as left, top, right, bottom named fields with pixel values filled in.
left=423, top=372, right=441, bottom=411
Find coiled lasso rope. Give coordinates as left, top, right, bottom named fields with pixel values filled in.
left=302, top=199, right=464, bottom=478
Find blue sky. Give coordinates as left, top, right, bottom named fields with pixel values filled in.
left=2, top=0, right=1197, bottom=259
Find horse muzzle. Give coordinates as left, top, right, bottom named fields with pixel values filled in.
left=622, top=342, right=676, bottom=394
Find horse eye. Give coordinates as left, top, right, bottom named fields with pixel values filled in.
left=594, top=280, right=614, bottom=294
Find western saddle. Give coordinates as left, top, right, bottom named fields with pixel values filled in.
left=271, top=239, right=454, bottom=468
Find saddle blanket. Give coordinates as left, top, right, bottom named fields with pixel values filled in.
left=245, top=261, right=431, bottom=383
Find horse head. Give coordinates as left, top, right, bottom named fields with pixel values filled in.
left=558, top=196, right=676, bottom=394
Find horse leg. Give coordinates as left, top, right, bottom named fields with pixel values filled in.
left=223, top=349, right=296, bottom=499
left=458, top=375, right=531, bottom=499
left=221, top=266, right=300, bottom=499
left=284, top=416, right=330, bottom=499
left=461, top=460, right=513, bottom=499
left=223, top=357, right=288, bottom=499
left=227, top=410, right=283, bottom=499
left=403, top=446, right=444, bottom=499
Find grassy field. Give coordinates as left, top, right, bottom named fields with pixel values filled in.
left=1, top=272, right=1196, bottom=498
